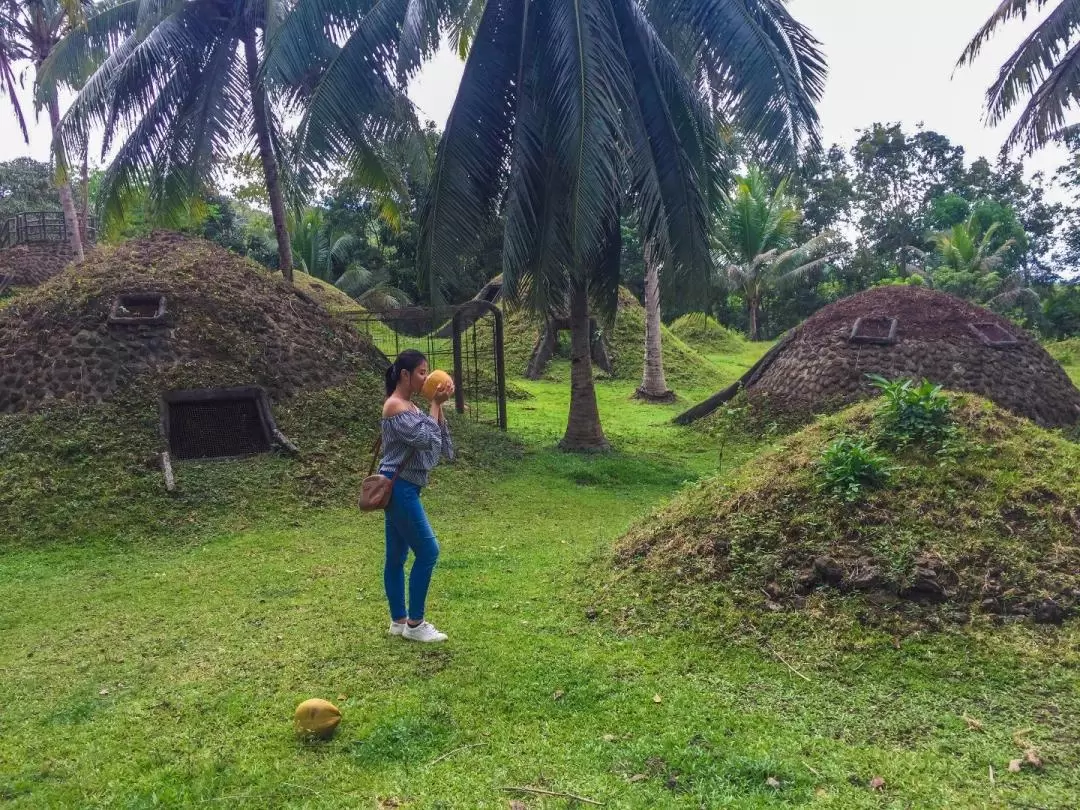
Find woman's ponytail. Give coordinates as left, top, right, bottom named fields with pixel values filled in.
left=384, top=361, right=398, bottom=396
left=385, top=349, right=427, bottom=396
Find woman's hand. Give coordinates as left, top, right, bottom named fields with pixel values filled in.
left=432, top=379, right=455, bottom=405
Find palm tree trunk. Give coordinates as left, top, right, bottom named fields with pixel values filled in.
left=561, top=280, right=609, bottom=452
left=242, top=25, right=293, bottom=282
left=635, top=246, right=674, bottom=402
left=79, top=144, right=89, bottom=242
left=46, top=93, right=84, bottom=264
left=749, top=295, right=760, bottom=341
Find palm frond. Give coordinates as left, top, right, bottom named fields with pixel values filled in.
left=613, top=0, right=714, bottom=302
left=356, top=282, right=413, bottom=310
left=661, top=0, right=825, bottom=163
left=448, top=0, right=487, bottom=58
left=0, top=28, right=29, bottom=142
left=957, top=0, right=1050, bottom=70
left=334, top=263, right=374, bottom=296
left=37, top=0, right=140, bottom=99
left=959, top=0, right=1080, bottom=152
left=419, top=0, right=527, bottom=303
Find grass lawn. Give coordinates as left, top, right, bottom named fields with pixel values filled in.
left=1, top=342, right=1079, bottom=808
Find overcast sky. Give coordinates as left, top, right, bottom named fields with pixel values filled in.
left=1, top=0, right=1070, bottom=180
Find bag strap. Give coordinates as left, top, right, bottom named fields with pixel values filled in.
left=367, top=435, right=383, bottom=477
left=368, top=431, right=416, bottom=484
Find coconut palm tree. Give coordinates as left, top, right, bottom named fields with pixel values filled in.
left=934, top=217, right=1018, bottom=279
left=713, top=166, right=836, bottom=341
left=426, top=0, right=825, bottom=449
left=959, top=0, right=1080, bottom=153
left=42, top=0, right=303, bottom=278
left=929, top=214, right=1039, bottom=307
left=0, top=0, right=89, bottom=262
left=271, top=0, right=824, bottom=449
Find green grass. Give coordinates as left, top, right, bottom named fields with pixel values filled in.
left=1, top=347, right=1079, bottom=808
left=1046, top=338, right=1080, bottom=386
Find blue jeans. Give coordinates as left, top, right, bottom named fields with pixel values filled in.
left=382, top=475, right=440, bottom=622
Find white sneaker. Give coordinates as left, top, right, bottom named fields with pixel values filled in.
left=388, top=621, right=407, bottom=637
left=402, top=621, right=448, bottom=643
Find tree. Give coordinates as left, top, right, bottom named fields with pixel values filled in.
left=415, top=0, right=825, bottom=450
left=0, top=0, right=86, bottom=261
left=44, top=0, right=297, bottom=278
left=851, top=123, right=966, bottom=270
left=928, top=215, right=1036, bottom=316
left=959, top=0, right=1080, bottom=153
left=0, top=157, right=61, bottom=215
left=713, top=166, right=836, bottom=340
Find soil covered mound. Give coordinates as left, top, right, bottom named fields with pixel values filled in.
left=679, top=286, right=1080, bottom=429
left=619, top=395, right=1080, bottom=627
left=0, top=233, right=383, bottom=413
left=0, top=241, right=76, bottom=287
left=668, top=313, right=748, bottom=355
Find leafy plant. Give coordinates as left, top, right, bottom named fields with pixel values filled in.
left=815, top=436, right=891, bottom=502
left=868, top=375, right=954, bottom=446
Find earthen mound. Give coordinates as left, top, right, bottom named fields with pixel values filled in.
left=678, top=286, right=1080, bottom=428
left=0, top=233, right=382, bottom=413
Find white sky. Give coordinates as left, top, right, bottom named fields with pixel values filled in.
left=2, top=0, right=1070, bottom=182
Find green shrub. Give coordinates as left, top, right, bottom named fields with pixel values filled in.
left=815, top=436, right=892, bottom=502
left=868, top=375, right=954, bottom=446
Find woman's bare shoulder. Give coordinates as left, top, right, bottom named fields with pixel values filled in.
left=382, top=397, right=417, bottom=418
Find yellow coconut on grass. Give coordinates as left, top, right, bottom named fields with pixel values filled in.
left=294, top=698, right=342, bottom=739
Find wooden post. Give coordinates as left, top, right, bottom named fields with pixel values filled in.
left=493, top=307, right=507, bottom=430
left=452, top=309, right=465, bottom=415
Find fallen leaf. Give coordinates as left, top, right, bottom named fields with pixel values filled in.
left=652, top=694, right=662, bottom=704
left=552, top=690, right=565, bottom=701
left=601, top=734, right=616, bottom=743
left=98, top=688, right=109, bottom=696
left=1008, top=759, right=1023, bottom=773
left=508, top=802, right=527, bottom=810
left=963, top=715, right=984, bottom=732
left=766, top=777, right=781, bottom=789
left=1024, top=748, right=1043, bottom=769
left=627, top=774, right=648, bottom=784
left=337, top=694, right=348, bottom=701
left=378, top=799, right=402, bottom=809
left=815, top=787, right=829, bottom=798
left=870, top=776, right=886, bottom=791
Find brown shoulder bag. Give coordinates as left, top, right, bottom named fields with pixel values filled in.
left=358, top=435, right=415, bottom=511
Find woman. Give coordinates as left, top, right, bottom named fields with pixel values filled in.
left=380, top=349, right=455, bottom=643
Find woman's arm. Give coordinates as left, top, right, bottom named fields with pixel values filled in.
left=431, top=382, right=455, bottom=462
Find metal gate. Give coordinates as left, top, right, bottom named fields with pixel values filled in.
left=343, top=301, right=507, bottom=430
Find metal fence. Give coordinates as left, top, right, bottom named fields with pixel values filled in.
left=0, top=211, right=98, bottom=249
left=343, top=301, right=508, bottom=430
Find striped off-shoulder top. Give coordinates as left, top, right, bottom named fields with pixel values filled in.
left=379, top=408, right=454, bottom=487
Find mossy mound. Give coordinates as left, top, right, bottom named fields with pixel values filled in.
left=0, top=373, right=523, bottom=547
left=0, top=233, right=383, bottom=413
left=498, top=288, right=718, bottom=390
left=290, top=268, right=366, bottom=315
left=618, top=396, right=1080, bottom=627
left=668, top=313, right=747, bottom=355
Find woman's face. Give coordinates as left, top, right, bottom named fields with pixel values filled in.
left=403, top=361, right=429, bottom=395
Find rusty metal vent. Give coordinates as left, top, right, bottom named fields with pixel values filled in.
left=849, top=316, right=898, bottom=345
left=968, top=321, right=1018, bottom=348
left=110, top=293, right=167, bottom=325
left=161, top=387, right=274, bottom=460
